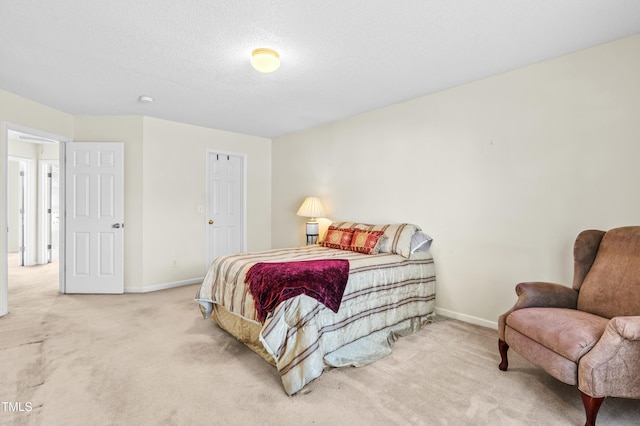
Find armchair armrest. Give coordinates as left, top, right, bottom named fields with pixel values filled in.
left=498, top=281, right=578, bottom=340
left=608, top=316, right=640, bottom=340
left=513, top=281, right=579, bottom=309
left=578, top=316, right=640, bottom=399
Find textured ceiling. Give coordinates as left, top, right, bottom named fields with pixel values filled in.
left=1, top=0, right=639, bottom=138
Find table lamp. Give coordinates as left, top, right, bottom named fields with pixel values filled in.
left=296, top=196, right=326, bottom=244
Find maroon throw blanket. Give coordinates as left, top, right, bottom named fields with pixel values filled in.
left=245, top=259, right=350, bottom=323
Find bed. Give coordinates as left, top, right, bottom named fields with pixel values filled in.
left=195, top=222, right=436, bottom=395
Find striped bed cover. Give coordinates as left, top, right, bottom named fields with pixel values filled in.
left=196, top=245, right=436, bottom=395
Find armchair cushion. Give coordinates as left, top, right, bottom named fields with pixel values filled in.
left=572, top=229, right=605, bottom=290
left=504, top=327, right=579, bottom=384
left=506, top=308, right=609, bottom=362
left=577, top=226, right=640, bottom=319
left=514, top=282, right=579, bottom=309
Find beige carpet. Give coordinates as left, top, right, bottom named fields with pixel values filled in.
left=1, top=258, right=639, bottom=426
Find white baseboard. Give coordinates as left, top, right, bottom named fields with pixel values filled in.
left=124, top=277, right=203, bottom=293
left=435, top=306, right=498, bottom=330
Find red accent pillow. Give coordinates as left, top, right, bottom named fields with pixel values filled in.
left=322, top=227, right=354, bottom=250
left=349, top=230, right=385, bottom=254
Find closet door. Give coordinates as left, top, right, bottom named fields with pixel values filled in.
left=205, top=151, right=244, bottom=268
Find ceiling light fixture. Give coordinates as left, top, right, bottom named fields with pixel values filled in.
left=138, top=95, right=154, bottom=104
left=251, top=48, right=280, bottom=73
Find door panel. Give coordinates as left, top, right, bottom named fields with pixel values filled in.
left=65, top=142, right=124, bottom=294
left=206, top=152, right=244, bottom=268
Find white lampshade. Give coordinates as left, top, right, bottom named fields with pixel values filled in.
left=296, top=197, right=326, bottom=220
left=251, top=48, right=281, bottom=73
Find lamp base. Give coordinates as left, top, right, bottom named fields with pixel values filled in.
left=306, top=221, right=319, bottom=245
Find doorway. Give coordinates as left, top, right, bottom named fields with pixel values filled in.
left=2, top=124, right=67, bottom=317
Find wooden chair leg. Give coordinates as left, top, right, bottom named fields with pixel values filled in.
left=580, top=391, right=605, bottom=426
left=498, top=339, right=509, bottom=371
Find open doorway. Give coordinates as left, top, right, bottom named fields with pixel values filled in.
left=3, top=126, right=64, bottom=315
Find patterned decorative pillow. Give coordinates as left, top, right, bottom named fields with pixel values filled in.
left=321, top=226, right=354, bottom=250
left=329, top=222, right=421, bottom=258
left=349, top=230, right=385, bottom=254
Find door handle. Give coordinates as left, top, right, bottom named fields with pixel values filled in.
left=208, top=220, right=214, bottom=225
left=112, top=223, right=123, bottom=228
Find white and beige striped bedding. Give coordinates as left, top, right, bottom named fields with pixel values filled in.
left=196, top=245, right=436, bottom=395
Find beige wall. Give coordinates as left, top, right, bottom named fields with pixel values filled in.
left=272, top=34, right=640, bottom=328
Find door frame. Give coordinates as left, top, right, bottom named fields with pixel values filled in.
left=204, top=149, right=247, bottom=269
left=1, top=122, right=69, bottom=316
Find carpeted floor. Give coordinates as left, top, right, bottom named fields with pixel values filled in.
left=1, top=257, right=639, bottom=425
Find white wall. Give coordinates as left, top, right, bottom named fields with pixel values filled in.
left=271, top=34, right=640, bottom=328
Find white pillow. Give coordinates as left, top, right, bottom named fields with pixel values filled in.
left=410, top=232, right=433, bottom=253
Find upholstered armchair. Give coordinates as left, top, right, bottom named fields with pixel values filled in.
left=498, top=226, right=640, bottom=426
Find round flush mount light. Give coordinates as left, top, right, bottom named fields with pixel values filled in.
left=251, top=48, right=280, bottom=73
left=138, top=95, right=154, bottom=104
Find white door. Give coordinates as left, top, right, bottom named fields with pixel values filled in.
left=38, top=161, right=60, bottom=264
left=10, top=157, right=34, bottom=267
left=206, top=152, right=244, bottom=267
left=50, top=162, right=60, bottom=262
left=65, top=142, right=124, bottom=294
left=18, top=163, right=26, bottom=266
